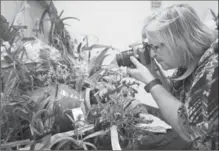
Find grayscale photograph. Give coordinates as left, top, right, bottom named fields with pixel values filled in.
left=0, top=0, right=218, bottom=150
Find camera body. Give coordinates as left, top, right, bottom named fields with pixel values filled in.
left=116, top=42, right=151, bottom=67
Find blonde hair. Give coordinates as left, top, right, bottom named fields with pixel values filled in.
left=142, top=4, right=217, bottom=80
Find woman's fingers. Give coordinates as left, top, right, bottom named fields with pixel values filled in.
left=121, top=77, right=137, bottom=85
left=126, top=67, right=135, bottom=76
left=130, top=56, right=142, bottom=68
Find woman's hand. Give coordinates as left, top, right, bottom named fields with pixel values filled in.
left=127, top=56, right=155, bottom=84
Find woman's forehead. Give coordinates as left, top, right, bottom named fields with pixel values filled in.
left=148, top=36, right=160, bottom=45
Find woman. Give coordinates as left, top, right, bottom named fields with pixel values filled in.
left=127, top=4, right=218, bottom=150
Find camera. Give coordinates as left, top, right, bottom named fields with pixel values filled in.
left=116, top=42, right=152, bottom=67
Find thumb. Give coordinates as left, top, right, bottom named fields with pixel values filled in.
left=130, top=56, right=142, bottom=68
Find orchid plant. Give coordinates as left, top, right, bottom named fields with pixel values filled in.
left=1, top=2, right=171, bottom=150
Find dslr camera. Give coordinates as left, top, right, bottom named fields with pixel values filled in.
left=116, top=41, right=152, bottom=67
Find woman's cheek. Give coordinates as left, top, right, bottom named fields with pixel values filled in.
left=159, top=62, right=169, bottom=70
left=150, top=50, right=156, bottom=58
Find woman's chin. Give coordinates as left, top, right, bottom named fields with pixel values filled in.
left=162, top=66, right=169, bottom=70
left=159, top=63, right=167, bottom=70
left=160, top=63, right=172, bottom=70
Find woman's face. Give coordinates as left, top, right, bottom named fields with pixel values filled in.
left=148, top=37, right=180, bottom=70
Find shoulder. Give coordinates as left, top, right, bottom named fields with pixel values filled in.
left=190, top=38, right=218, bottom=93
left=194, top=38, right=218, bottom=81
left=181, top=39, right=218, bottom=150
left=170, top=39, right=218, bottom=99
left=184, top=39, right=218, bottom=126
left=182, top=38, right=218, bottom=124
left=198, top=38, right=218, bottom=64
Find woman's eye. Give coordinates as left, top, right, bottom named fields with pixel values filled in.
left=156, top=43, right=164, bottom=47
left=155, top=43, right=164, bottom=50
left=152, top=45, right=159, bottom=52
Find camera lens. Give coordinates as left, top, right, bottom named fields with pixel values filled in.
left=116, top=49, right=135, bottom=67
left=116, top=42, right=152, bottom=67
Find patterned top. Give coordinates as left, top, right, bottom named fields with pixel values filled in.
left=171, top=38, right=218, bottom=150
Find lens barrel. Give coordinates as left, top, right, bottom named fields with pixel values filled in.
left=116, top=49, right=135, bottom=67
left=116, top=42, right=151, bottom=67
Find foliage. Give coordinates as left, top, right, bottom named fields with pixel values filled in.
left=0, top=2, right=171, bottom=150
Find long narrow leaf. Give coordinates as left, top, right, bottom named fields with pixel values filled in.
left=82, top=143, right=88, bottom=150
left=34, top=134, right=52, bottom=150
left=89, top=47, right=111, bottom=75
left=83, top=44, right=112, bottom=51
left=39, top=8, right=49, bottom=34
left=210, top=9, right=217, bottom=19
left=83, top=142, right=97, bottom=150
left=48, top=136, right=78, bottom=149
left=110, top=125, right=121, bottom=150
left=60, top=17, right=80, bottom=22
left=84, top=88, right=91, bottom=110
left=55, top=140, right=70, bottom=150
left=58, top=10, right=64, bottom=19
left=82, top=130, right=108, bottom=141
left=50, top=124, right=94, bottom=144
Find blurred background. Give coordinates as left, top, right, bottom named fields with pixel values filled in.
left=1, top=1, right=218, bottom=50
left=53, top=1, right=218, bottom=50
